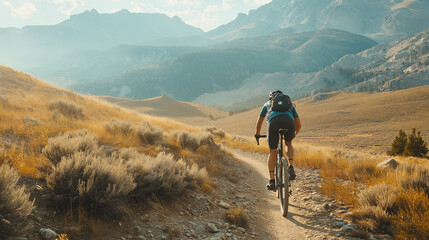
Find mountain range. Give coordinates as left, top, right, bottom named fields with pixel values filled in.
left=208, top=0, right=429, bottom=42
left=0, top=0, right=428, bottom=110
left=0, top=9, right=203, bottom=70
left=196, top=29, right=429, bottom=110
left=79, top=29, right=376, bottom=101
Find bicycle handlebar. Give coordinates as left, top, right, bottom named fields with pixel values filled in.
left=255, top=134, right=267, bottom=145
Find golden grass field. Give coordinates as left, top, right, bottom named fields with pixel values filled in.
left=203, top=86, right=429, bottom=153
left=0, top=65, right=202, bottom=177
left=1, top=65, right=429, bottom=239
left=104, top=85, right=429, bottom=153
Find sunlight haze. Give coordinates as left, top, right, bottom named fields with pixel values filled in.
left=0, top=0, right=272, bottom=31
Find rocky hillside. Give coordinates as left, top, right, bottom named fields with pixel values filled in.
left=83, top=29, right=376, bottom=101
left=208, top=0, right=429, bottom=42
left=195, top=29, right=429, bottom=111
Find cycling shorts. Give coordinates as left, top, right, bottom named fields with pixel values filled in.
left=268, top=115, right=296, bottom=149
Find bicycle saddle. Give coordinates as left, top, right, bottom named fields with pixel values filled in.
left=279, top=128, right=289, bottom=135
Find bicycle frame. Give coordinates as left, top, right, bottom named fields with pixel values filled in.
left=255, top=129, right=291, bottom=217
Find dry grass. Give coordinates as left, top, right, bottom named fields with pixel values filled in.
left=172, top=130, right=216, bottom=152
left=320, top=180, right=359, bottom=206
left=392, top=189, right=429, bottom=239
left=226, top=135, right=429, bottom=237
left=42, top=130, right=100, bottom=166
left=127, top=152, right=208, bottom=200
left=225, top=207, right=249, bottom=228
left=46, top=151, right=136, bottom=218
left=49, top=100, right=85, bottom=119
left=0, top=164, right=34, bottom=238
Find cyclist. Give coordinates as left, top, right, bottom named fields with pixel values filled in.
left=255, top=90, right=301, bottom=191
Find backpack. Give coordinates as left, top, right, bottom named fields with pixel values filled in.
left=270, top=93, right=292, bottom=112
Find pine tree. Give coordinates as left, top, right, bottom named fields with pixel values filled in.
left=391, top=129, right=407, bottom=156
left=404, top=128, right=428, bottom=158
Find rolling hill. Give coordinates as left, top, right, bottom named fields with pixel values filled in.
left=96, top=95, right=228, bottom=126
left=208, top=0, right=429, bottom=42
left=200, top=85, right=429, bottom=152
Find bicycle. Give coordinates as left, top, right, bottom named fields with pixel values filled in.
left=256, top=129, right=292, bottom=217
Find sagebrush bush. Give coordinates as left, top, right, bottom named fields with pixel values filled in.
left=172, top=130, right=216, bottom=152
left=135, top=122, right=164, bottom=145
left=103, top=119, right=132, bottom=135
left=399, top=167, right=429, bottom=196
left=392, top=189, right=429, bottom=240
left=118, top=148, right=141, bottom=162
left=350, top=205, right=392, bottom=234
left=225, top=207, right=248, bottom=228
left=49, top=100, right=84, bottom=119
left=127, top=153, right=208, bottom=200
left=351, top=184, right=399, bottom=234
left=357, top=184, right=399, bottom=213
left=0, top=164, right=34, bottom=238
left=46, top=152, right=136, bottom=217
left=173, top=130, right=200, bottom=151
left=204, top=126, right=226, bottom=139
left=42, top=130, right=100, bottom=165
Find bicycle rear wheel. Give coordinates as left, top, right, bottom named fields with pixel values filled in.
left=279, top=157, right=290, bottom=217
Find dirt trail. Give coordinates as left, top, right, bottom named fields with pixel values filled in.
left=228, top=148, right=353, bottom=240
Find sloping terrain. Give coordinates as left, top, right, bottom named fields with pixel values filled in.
left=86, top=29, right=375, bottom=101
left=97, top=95, right=228, bottom=125
left=0, top=65, right=370, bottom=240
left=202, top=86, right=429, bottom=152
left=208, top=0, right=429, bottom=42
left=195, top=29, right=429, bottom=111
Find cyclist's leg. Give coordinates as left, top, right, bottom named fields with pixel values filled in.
left=285, top=141, right=295, bottom=167
left=268, top=149, right=277, bottom=179
left=267, top=117, right=281, bottom=190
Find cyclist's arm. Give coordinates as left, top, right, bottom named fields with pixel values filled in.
left=255, top=116, right=264, bottom=136
left=294, top=117, right=301, bottom=136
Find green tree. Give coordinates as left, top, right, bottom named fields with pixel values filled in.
left=391, top=129, right=407, bottom=156
left=404, top=128, right=428, bottom=158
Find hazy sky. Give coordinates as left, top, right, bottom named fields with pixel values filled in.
left=0, top=0, right=272, bottom=31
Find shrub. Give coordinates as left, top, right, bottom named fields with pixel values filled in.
left=118, top=148, right=141, bottom=162
left=404, top=128, right=428, bottom=158
left=127, top=153, right=208, bottom=200
left=135, top=122, right=164, bottom=145
left=350, top=205, right=392, bottom=234
left=0, top=164, right=34, bottom=238
left=172, top=130, right=216, bottom=152
left=103, top=119, right=132, bottom=135
left=392, top=189, right=429, bottom=240
left=350, top=184, right=399, bottom=234
left=49, top=100, right=84, bottom=119
left=46, top=152, right=136, bottom=217
left=173, top=130, right=200, bottom=151
left=390, top=130, right=407, bottom=156
left=204, top=126, right=226, bottom=139
left=357, top=184, right=399, bottom=213
left=42, top=130, right=100, bottom=166
left=399, top=167, right=429, bottom=196
left=225, top=207, right=248, bottom=228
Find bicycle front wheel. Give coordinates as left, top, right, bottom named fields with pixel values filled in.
left=279, top=157, right=290, bottom=217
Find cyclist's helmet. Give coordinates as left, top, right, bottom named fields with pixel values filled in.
left=269, top=90, right=283, bottom=100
